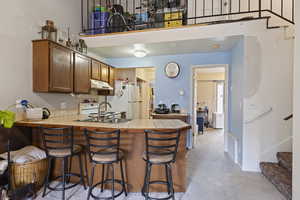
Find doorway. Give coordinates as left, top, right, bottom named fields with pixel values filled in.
left=191, top=65, right=229, bottom=151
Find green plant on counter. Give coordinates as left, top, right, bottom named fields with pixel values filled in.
left=0, top=110, right=15, bottom=128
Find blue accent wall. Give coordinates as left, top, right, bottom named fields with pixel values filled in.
left=106, top=52, right=232, bottom=113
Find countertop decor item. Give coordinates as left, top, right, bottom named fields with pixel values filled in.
left=165, top=62, right=180, bottom=78
left=40, top=20, right=57, bottom=42
left=78, top=39, right=87, bottom=53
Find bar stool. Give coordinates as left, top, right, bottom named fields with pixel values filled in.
left=41, top=127, right=86, bottom=200
left=84, top=129, right=127, bottom=200
left=142, top=129, right=181, bottom=200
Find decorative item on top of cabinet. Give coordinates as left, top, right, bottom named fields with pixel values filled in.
left=101, top=63, right=109, bottom=82
left=78, top=39, right=88, bottom=54
left=33, top=40, right=73, bottom=93
left=40, top=20, right=57, bottom=42
left=91, top=60, right=101, bottom=80
left=74, top=53, right=91, bottom=94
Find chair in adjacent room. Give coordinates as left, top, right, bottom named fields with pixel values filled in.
left=41, top=127, right=86, bottom=200
left=142, top=129, right=181, bottom=200
left=84, top=129, right=127, bottom=200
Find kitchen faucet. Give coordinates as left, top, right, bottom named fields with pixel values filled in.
left=98, top=101, right=112, bottom=121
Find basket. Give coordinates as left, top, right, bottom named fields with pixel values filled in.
left=10, top=158, right=48, bottom=189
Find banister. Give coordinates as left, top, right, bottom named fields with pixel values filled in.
left=284, top=114, right=293, bottom=121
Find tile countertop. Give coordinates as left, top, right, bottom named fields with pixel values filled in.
left=15, top=115, right=191, bottom=131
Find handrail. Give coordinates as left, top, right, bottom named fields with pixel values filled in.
left=245, top=107, right=273, bottom=124
left=284, top=114, right=293, bottom=121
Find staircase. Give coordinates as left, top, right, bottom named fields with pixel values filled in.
left=260, top=152, right=292, bottom=200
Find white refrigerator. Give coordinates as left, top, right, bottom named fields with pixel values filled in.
left=108, top=81, right=142, bottom=119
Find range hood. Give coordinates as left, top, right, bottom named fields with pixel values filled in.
left=90, top=79, right=113, bottom=90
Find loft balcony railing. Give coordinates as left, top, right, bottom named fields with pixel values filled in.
left=80, top=0, right=295, bottom=36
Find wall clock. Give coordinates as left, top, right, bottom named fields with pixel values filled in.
left=165, top=62, right=180, bottom=78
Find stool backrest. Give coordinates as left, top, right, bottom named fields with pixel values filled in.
left=84, top=129, right=121, bottom=162
left=144, top=129, right=181, bottom=163
left=41, top=127, right=74, bottom=156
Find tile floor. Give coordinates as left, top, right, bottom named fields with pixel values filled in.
left=36, top=129, right=285, bottom=200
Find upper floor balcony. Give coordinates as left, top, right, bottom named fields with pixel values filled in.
left=80, top=0, right=295, bottom=38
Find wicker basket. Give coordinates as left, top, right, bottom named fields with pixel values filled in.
left=10, top=158, right=48, bottom=189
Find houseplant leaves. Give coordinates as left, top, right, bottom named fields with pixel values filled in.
left=0, top=111, right=15, bottom=129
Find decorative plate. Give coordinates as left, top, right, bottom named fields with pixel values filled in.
left=165, top=62, right=180, bottom=78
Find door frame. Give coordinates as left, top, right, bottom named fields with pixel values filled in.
left=190, top=64, right=229, bottom=152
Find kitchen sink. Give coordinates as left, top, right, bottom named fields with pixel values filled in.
left=75, top=118, right=131, bottom=124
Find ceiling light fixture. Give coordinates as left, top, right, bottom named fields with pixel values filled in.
left=134, top=49, right=147, bottom=58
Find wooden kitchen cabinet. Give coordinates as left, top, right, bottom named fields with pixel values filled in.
left=33, top=40, right=73, bottom=93
left=33, top=39, right=115, bottom=95
left=74, top=53, right=91, bottom=94
left=101, top=63, right=109, bottom=82
left=98, top=66, right=115, bottom=96
left=108, top=66, right=115, bottom=95
left=91, top=60, right=101, bottom=80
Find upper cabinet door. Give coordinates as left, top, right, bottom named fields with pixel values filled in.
left=49, top=43, right=73, bottom=92
left=108, top=66, right=115, bottom=95
left=101, top=63, right=109, bottom=82
left=91, top=60, right=101, bottom=80
left=74, top=53, right=91, bottom=94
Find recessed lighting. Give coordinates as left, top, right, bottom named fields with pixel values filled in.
left=134, top=49, right=147, bottom=58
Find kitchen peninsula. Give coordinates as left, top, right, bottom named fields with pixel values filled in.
left=15, top=115, right=191, bottom=192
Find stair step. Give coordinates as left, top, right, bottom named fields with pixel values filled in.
left=277, top=152, right=293, bottom=173
left=260, top=162, right=292, bottom=200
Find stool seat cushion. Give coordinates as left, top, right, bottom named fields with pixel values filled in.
left=48, top=145, right=82, bottom=157
left=143, top=151, right=174, bottom=163
left=92, top=149, right=124, bottom=163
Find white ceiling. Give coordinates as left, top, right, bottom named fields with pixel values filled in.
left=89, top=36, right=242, bottom=58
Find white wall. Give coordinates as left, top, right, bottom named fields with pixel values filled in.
left=0, top=0, right=83, bottom=110
left=242, top=29, right=294, bottom=171
left=293, top=0, right=300, bottom=199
